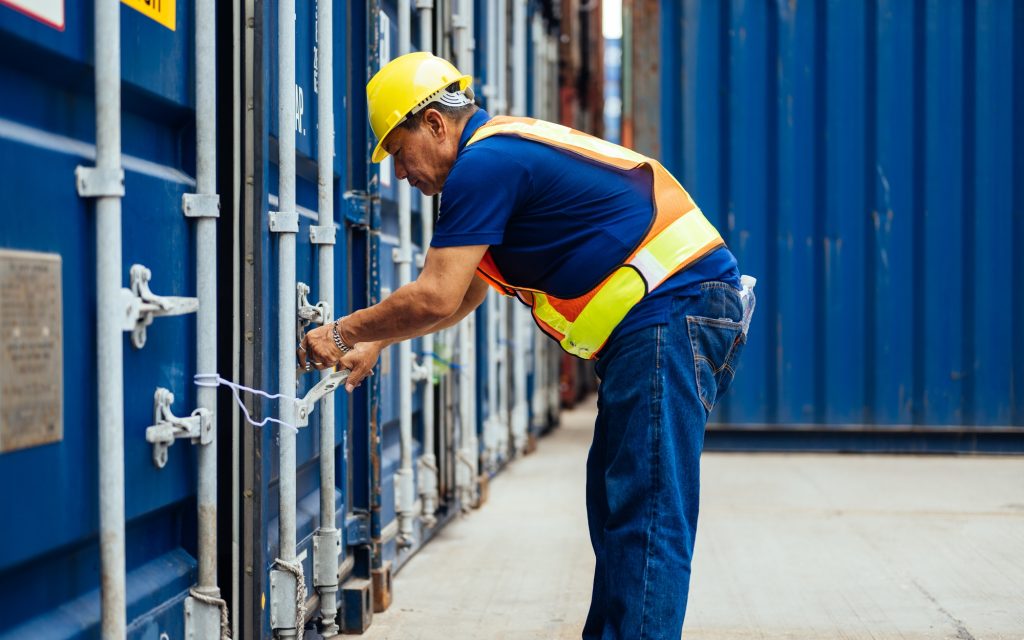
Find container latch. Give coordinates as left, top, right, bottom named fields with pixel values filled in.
left=145, top=388, right=212, bottom=468
left=122, top=264, right=199, bottom=348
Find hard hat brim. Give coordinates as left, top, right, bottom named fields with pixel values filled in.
left=371, top=74, right=473, bottom=164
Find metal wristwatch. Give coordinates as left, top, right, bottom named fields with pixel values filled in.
left=332, top=319, right=353, bottom=354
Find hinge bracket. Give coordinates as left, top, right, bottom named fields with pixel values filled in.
left=310, top=224, right=336, bottom=245
left=182, top=193, right=221, bottom=218
left=269, top=210, right=299, bottom=233
left=75, top=166, right=125, bottom=198
left=391, top=247, right=412, bottom=266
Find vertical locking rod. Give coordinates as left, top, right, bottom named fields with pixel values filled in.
left=273, top=0, right=301, bottom=636
left=186, top=0, right=228, bottom=636
left=92, top=1, right=126, bottom=636
left=415, top=0, right=440, bottom=527
left=194, top=0, right=220, bottom=595
left=395, top=0, right=417, bottom=549
left=453, top=0, right=479, bottom=510
left=313, top=0, right=341, bottom=633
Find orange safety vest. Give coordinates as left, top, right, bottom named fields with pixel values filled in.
left=468, top=116, right=725, bottom=359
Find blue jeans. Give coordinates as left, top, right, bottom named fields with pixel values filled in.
left=583, top=281, right=752, bottom=639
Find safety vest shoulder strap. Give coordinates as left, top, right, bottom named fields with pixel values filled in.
left=467, top=116, right=650, bottom=172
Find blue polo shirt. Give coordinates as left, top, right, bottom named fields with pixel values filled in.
left=432, top=110, right=740, bottom=347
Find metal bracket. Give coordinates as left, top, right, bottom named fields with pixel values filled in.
left=294, top=369, right=349, bottom=428
left=343, top=191, right=370, bottom=225
left=391, top=247, right=412, bottom=266
left=410, top=357, right=430, bottom=383
left=297, top=282, right=329, bottom=327
left=345, top=512, right=371, bottom=546
left=182, top=193, right=221, bottom=218
left=268, top=210, right=299, bottom=233
left=145, top=388, right=213, bottom=468
left=123, top=264, right=199, bottom=349
left=309, top=224, right=336, bottom=245
left=296, top=282, right=329, bottom=357
left=269, top=568, right=298, bottom=630
left=184, top=594, right=223, bottom=640
left=414, top=0, right=434, bottom=8
left=75, top=166, right=125, bottom=198
left=415, top=251, right=426, bottom=269
left=312, top=528, right=342, bottom=587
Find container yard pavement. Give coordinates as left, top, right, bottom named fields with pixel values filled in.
left=357, top=397, right=1024, bottom=640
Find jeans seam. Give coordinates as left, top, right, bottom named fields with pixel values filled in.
left=688, top=318, right=714, bottom=415
left=639, top=326, right=663, bottom=640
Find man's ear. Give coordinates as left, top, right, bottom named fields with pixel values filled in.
left=424, top=109, right=447, bottom=140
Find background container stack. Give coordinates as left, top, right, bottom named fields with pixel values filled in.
left=621, top=0, right=1024, bottom=453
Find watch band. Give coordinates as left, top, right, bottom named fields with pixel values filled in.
left=332, top=319, right=353, bottom=354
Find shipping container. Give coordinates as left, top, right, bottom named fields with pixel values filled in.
left=622, top=0, right=1024, bottom=452
left=0, top=1, right=218, bottom=637
left=0, top=0, right=565, bottom=638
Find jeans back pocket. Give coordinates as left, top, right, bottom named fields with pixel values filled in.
left=686, top=316, right=746, bottom=415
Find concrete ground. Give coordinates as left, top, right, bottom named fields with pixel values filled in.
left=359, top=396, right=1024, bottom=640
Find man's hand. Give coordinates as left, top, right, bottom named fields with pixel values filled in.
left=338, top=341, right=384, bottom=392
left=297, top=322, right=343, bottom=372
left=297, top=323, right=383, bottom=393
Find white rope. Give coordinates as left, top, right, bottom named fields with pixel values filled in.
left=194, top=373, right=299, bottom=433
left=273, top=557, right=307, bottom=632
left=189, top=587, right=232, bottom=639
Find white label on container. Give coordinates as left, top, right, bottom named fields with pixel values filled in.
left=0, top=249, right=63, bottom=453
left=0, top=0, right=65, bottom=30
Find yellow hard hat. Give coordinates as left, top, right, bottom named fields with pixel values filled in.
left=366, top=52, right=472, bottom=163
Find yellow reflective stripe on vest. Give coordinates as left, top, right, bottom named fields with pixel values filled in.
left=556, top=268, right=647, bottom=359
left=629, top=207, right=719, bottom=289
left=533, top=208, right=722, bottom=359
left=531, top=293, right=571, bottom=336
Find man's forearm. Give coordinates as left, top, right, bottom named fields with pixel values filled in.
left=342, top=279, right=484, bottom=346
left=339, top=280, right=449, bottom=345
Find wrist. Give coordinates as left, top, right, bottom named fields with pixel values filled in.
left=331, top=318, right=353, bottom=354
left=336, top=316, right=358, bottom=345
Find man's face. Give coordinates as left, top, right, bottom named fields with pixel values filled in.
left=382, top=109, right=459, bottom=197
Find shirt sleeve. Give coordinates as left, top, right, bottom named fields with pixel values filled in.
left=431, top=144, right=532, bottom=248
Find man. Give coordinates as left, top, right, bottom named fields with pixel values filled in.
left=300, top=52, right=755, bottom=639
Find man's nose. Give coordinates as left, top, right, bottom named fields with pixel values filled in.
left=393, top=159, right=408, bottom=180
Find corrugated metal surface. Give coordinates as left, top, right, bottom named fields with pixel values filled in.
left=0, top=2, right=203, bottom=637
left=240, top=0, right=354, bottom=635
left=623, top=0, right=1024, bottom=444
left=0, top=0, right=570, bottom=636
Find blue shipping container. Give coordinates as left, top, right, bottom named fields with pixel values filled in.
left=622, top=0, right=1024, bottom=451
left=0, top=1, right=203, bottom=637
left=0, top=0, right=568, bottom=637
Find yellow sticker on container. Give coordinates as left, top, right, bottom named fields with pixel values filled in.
left=121, top=0, right=175, bottom=31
